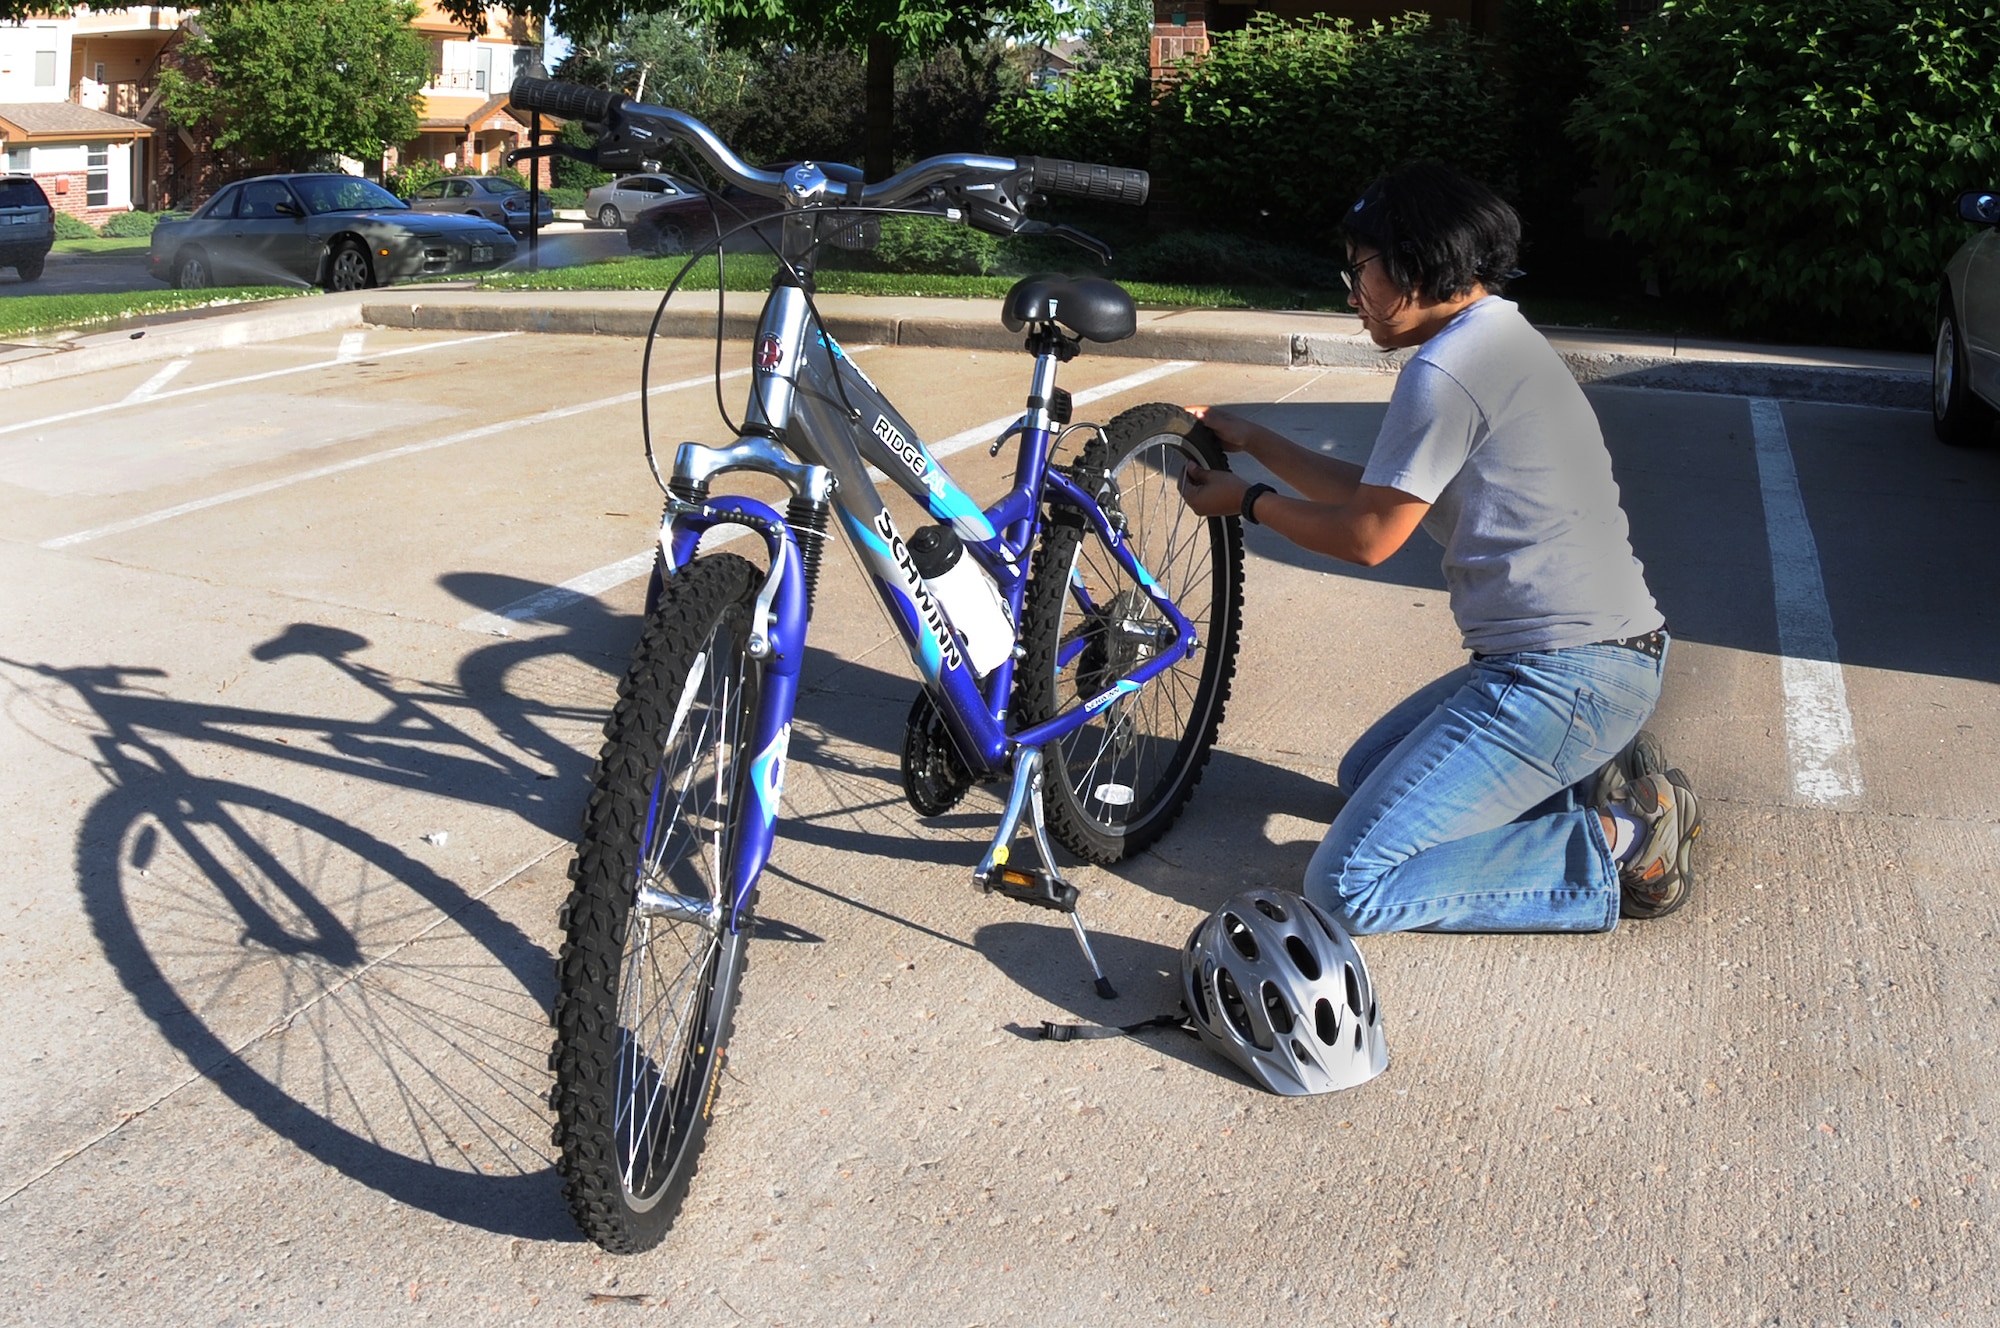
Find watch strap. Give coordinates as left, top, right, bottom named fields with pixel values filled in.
left=1240, top=482, right=1276, bottom=525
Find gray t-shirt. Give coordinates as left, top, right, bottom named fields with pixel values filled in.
left=1360, top=296, right=1662, bottom=654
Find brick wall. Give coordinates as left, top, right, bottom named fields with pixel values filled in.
left=33, top=171, right=132, bottom=221
left=1151, top=0, right=1210, bottom=79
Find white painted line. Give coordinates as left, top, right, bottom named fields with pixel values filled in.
left=122, top=358, right=191, bottom=403
left=1, top=332, right=514, bottom=441
left=1749, top=397, right=1863, bottom=803
left=40, top=366, right=751, bottom=551
left=460, top=359, right=1201, bottom=631
left=337, top=330, right=367, bottom=361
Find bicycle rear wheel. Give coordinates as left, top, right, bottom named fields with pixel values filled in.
left=1017, top=402, right=1244, bottom=863
left=551, top=553, right=764, bottom=1253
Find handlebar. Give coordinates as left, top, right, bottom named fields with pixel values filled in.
left=507, top=76, right=1149, bottom=213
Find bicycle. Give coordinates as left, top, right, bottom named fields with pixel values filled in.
left=505, top=78, right=1245, bottom=1253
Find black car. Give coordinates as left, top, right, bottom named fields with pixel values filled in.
left=0, top=174, right=55, bottom=282
left=148, top=173, right=517, bottom=291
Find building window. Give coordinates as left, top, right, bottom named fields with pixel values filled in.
left=94, top=61, right=107, bottom=83
left=87, top=146, right=109, bottom=208
left=35, top=51, right=57, bottom=86
left=475, top=46, right=492, bottom=92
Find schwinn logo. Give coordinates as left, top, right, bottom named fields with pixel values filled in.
left=872, top=510, right=963, bottom=672
left=1085, top=680, right=1136, bottom=714
left=873, top=415, right=929, bottom=482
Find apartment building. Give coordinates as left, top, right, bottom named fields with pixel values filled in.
left=396, top=2, right=545, bottom=179
left=0, top=11, right=153, bottom=220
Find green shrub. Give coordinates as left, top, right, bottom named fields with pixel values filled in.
left=385, top=159, right=533, bottom=199
left=988, top=65, right=1152, bottom=167
left=546, top=186, right=587, bottom=210
left=54, top=212, right=97, bottom=239
left=1572, top=0, right=2000, bottom=344
left=870, top=215, right=1006, bottom=275
left=551, top=119, right=612, bottom=189
left=1155, top=14, right=1510, bottom=244
left=99, top=210, right=161, bottom=237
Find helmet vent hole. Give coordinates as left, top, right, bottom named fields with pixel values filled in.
left=1284, top=935, right=1321, bottom=981
left=1217, top=968, right=1262, bottom=1046
left=1188, top=958, right=1213, bottom=1025
left=1224, top=914, right=1259, bottom=962
left=1253, top=897, right=1287, bottom=922
left=1291, top=1039, right=1316, bottom=1071
left=1315, top=997, right=1339, bottom=1045
left=1345, top=963, right=1363, bottom=1014
left=1261, top=982, right=1295, bottom=1036
left=1353, top=1023, right=1363, bottom=1052
left=1369, top=1000, right=1378, bottom=1026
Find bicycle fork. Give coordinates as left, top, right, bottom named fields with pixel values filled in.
left=974, top=747, right=1116, bottom=1000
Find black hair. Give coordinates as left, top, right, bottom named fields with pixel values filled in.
left=1340, top=162, right=1521, bottom=301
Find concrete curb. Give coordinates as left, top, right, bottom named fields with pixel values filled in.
left=358, top=293, right=1929, bottom=409
left=0, top=293, right=369, bottom=391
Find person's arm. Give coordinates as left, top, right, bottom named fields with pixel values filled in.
left=1188, top=405, right=1363, bottom=504
left=1177, top=466, right=1430, bottom=567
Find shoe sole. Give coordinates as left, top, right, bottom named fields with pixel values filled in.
left=1620, top=767, right=1700, bottom=921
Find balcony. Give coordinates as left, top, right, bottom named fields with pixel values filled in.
left=426, top=69, right=491, bottom=94
left=73, top=78, right=154, bottom=118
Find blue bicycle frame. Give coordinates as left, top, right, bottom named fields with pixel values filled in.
left=655, top=274, right=1199, bottom=933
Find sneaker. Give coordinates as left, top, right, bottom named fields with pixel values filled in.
left=1590, top=728, right=1668, bottom=807
left=1618, top=768, right=1701, bottom=920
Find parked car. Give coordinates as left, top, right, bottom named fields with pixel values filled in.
left=585, top=174, right=698, bottom=229
left=626, top=183, right=781, bottom=257
left=148, top=174, right=517, bottom=291
left=405, top=174, right=552, bottom=236
left=1936, top=188, right=2000, bottom=446
left=0, top=174, right=55, bottom=282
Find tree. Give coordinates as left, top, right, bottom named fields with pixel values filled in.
left=158, top=0, right=429, bottom=172
left=553, top=9, right=757, bottom=115
left=441, top=0, right=1039, bottom=181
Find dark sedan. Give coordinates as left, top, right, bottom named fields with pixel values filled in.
left=627, top=183, right=780, bottom=257
left=148, top=174, right=518, bottom=291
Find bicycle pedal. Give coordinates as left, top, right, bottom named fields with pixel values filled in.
left=979, top=864, right=1079, bottom=913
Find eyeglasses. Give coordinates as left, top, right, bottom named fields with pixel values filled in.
left=1339, top=252, right=1384, bottom=295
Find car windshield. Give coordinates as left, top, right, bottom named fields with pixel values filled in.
left=0, top=179, right=47, bottom=208
left=291, top=176, right=406, bottom=215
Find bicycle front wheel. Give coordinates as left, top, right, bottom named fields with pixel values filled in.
left=1017, top=402, right=1244, bottom=863
left=551, top=553, right=764, bottom=1253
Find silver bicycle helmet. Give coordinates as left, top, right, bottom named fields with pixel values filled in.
left=1181, top=888, right=1389, bottom=1096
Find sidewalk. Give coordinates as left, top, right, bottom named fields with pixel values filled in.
left=2, top=284, right=1933, bottom=408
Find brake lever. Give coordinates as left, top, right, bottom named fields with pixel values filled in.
left=504, top=142, right=599, bottom=167
left=1017, top=220, right=1113, bottom=266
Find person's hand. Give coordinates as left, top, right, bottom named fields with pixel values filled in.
left=1186, top=405, right=1255, bottom=454
left=1178, top=463, right=1250, bottom=518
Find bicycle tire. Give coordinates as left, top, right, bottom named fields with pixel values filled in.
left=1016, top=402, right=1244, bottom=863
left=551, top=553, right=765, bottom=1253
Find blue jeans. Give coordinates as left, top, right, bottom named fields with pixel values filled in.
left=1305, top=641, right=1667, bottom=934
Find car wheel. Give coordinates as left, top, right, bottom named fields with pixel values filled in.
left=176, top=249, right=211, bottom=290
left=328, top=241, right=375, bottom=293
left=652, top=221, right=688, bottom=257
left=598, top=205, right=621, bottom=229
left=1933, top=297, right=1995, bottom=447
left=14, top=254, right=44, bottom=281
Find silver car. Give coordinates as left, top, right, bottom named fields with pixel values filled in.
left=406, top=175, right=553, bottom=237
left=1936, top=188, right=2000, bottom=446
left=584, top=174, right=694, bottom=229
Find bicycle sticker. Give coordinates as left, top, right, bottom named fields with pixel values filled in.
left=750, top=722, right=791, bottom=814
left=1084, top=679, right=1141, bottom=713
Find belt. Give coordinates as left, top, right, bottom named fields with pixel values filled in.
left=1592, top=626, right=1669, bottom=659
left=1475, top=626, right=1669, bottom=662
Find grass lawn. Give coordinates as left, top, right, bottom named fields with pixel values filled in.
left=51, top=235, right=152, bottom=256
left=0, top=286, right=306, bottom=340
left=477, top=252, right=1346, bottom=312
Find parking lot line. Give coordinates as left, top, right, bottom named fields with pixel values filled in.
left=0, top=332, right=515, bottom=441
left=121, top=358, right=190, bottom=403
left=1749, top=397, right=1864, bottom=803
left=457, top=360, right=1199, bottom=633
left=39, top=365, right=754, bottom=552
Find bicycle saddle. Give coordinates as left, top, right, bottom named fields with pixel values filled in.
left=1001, top=274, right=1136, bottom=344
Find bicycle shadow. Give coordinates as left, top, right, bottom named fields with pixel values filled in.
left=19, top=584, right=658, bottom=1240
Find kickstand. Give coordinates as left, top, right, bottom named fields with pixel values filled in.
left=974, top=747, right=1117, bottom=1000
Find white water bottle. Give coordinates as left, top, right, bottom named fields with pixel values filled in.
left=907, top=524, right=1014, bottom=675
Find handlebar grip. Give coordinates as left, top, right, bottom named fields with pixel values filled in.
left=1020, top=156, right=1150, bottom=207
left=509, top=77, right=623, bottom=124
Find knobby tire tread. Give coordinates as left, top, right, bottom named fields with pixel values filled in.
left=1016, top=402, right=1244, bottom=863
left=550, top=553, right=761, bottom=1253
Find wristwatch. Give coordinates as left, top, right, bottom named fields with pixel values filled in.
left=1240, top=482, right=1276, bottom=525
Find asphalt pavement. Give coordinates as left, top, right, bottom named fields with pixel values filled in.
left=0, top=295, right=1994, bottom=1326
